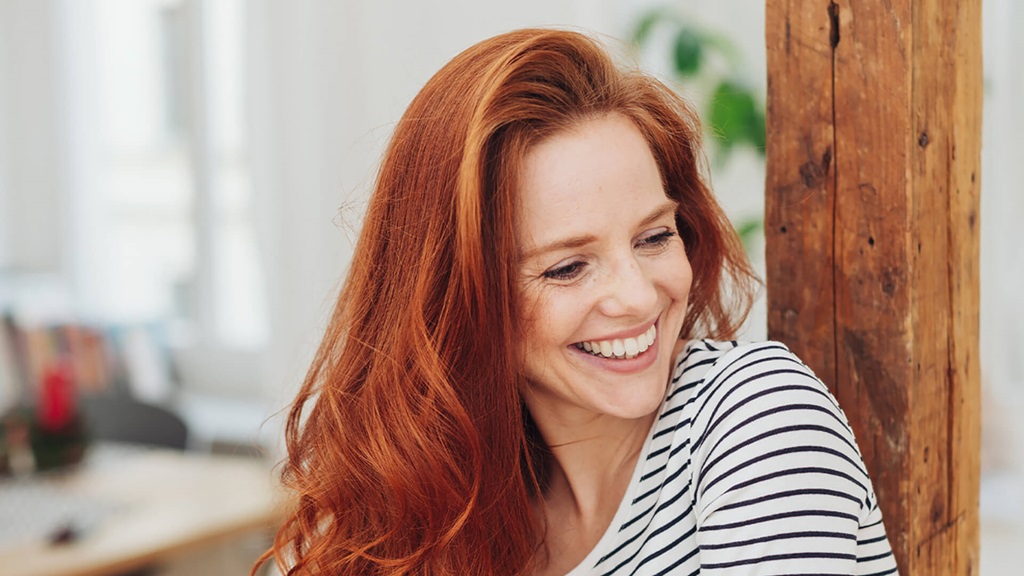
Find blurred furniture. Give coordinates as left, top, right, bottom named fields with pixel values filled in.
left=0, top=443, right=285, bottom=576
left=79, top=396, right=188, bottom=450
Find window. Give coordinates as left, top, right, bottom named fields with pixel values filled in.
left=91, top=0, right=266, bottom=349
left=0, top=0, right=269, bottom=400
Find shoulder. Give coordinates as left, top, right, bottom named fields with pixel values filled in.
left=682, top=339, right=853, bottom=448
left=667, top=342, right=895, bottom=573
left=662, top=339, right=859, bottom=471
left=674, top=339, right=841, bottom=419
left=675, top=338, right=810, bottom=373
left=659, top=339, right=855, bottom=467
left=678, top=340, right=873, bottom=503
left=669, top=339, right=832, bottom=407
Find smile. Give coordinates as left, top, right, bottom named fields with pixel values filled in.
left=574, top=324, right=657, bottom=360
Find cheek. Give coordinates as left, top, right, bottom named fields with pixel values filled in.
left=520, top=304, right=559, bottom=354
left=517, top=287, right=549, bottom=356
left=517, top=304, right=560, bottom=386
left=657, top=247, right=694, bottom=298
left=676, top=257, right=694, bottom=296
left=518, top=287, right=581, bottom=353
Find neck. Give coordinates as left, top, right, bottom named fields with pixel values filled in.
left=538, top=411, right=655, bottom=520
left=527, top=411, right=656, bottom=576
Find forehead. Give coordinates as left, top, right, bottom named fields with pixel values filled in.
left=516, top=114, right=667, bottom=248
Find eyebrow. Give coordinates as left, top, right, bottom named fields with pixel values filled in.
left=519, top=200, right=679, bottom=262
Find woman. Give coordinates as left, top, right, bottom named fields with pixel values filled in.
left=256, top=29, right=898, bottom=575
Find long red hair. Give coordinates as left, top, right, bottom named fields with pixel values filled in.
left=256, top=28, right=757, bottom=575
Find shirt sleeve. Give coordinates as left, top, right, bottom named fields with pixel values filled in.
left=689, top=342, right=898, bottom=575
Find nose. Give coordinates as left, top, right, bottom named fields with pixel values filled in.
left=596, top=255, right=659, bottom=318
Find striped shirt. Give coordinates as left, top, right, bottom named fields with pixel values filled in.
left=565, top=339, right=899, bottom=575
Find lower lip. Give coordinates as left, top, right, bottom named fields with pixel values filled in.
left=570, top=323, right=661, bottom=374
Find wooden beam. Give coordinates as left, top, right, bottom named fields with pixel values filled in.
left=764, top=1, right=981, bottom=574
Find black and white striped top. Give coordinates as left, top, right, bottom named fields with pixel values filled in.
left=565, top=340, right=899, bottom=575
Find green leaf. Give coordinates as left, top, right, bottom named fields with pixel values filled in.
left=672, top=28, right=703, bottom=76
left=709, top=80, right=760, bottom=150
left=734, top=216, right=765, bottom=252
left=735, top=217, right=763, bottom=240
left=702, top=30, right=744, bottom=69
left=748, top=108, right=766, bottom=151
left=630, top=10, right=663, bottom=45
left=632, top=8, right=675, bottom=46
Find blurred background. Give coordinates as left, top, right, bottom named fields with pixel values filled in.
left=0, top=0, right=1019, bottom=574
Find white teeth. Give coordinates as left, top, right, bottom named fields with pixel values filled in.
left=577, top=324, right=658, bottom=359
left=624, top=338, right=639, bottom=356
left=638, top=326, right=652, bottom=353
left=612, top=340, right=625, bottom=356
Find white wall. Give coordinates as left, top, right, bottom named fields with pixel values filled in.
left=981, top=0, right=1024, bottom=392
left=0, top=0, right=67, bottom=273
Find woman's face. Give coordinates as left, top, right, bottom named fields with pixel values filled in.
left=516, top=113, right=693, bottom=432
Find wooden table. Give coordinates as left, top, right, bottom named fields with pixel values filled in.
left=0, top=445, right=287, bottom=576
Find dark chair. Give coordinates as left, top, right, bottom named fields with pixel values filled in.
left=73, top=396, right=189, bottom=576
left=79, top=395, right=188, bottom=450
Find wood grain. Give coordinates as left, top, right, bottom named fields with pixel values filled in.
left=765, top=1, right=981, bottom=574
left=765, top=0, right=837, bottom=389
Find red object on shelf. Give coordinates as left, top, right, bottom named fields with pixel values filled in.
left=37, top=361, right=76, bottom=432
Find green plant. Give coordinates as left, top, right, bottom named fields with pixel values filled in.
left=632, top=7, right=766, bottom=251
left=633, top=8, right=766, bottom=159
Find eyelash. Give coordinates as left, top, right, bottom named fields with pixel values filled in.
left=543, top=261, right=586, bottom=281
left=639, top=229, right=677, bottom=250
left=540, top=229, right=679, bottom=281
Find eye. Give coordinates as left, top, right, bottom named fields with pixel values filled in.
left=542, top=260, right=587, bottom=281
left=635, top=228, right=677, bottom=251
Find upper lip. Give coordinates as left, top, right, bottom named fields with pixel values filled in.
left=575, top=317, right=658, bottom=344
